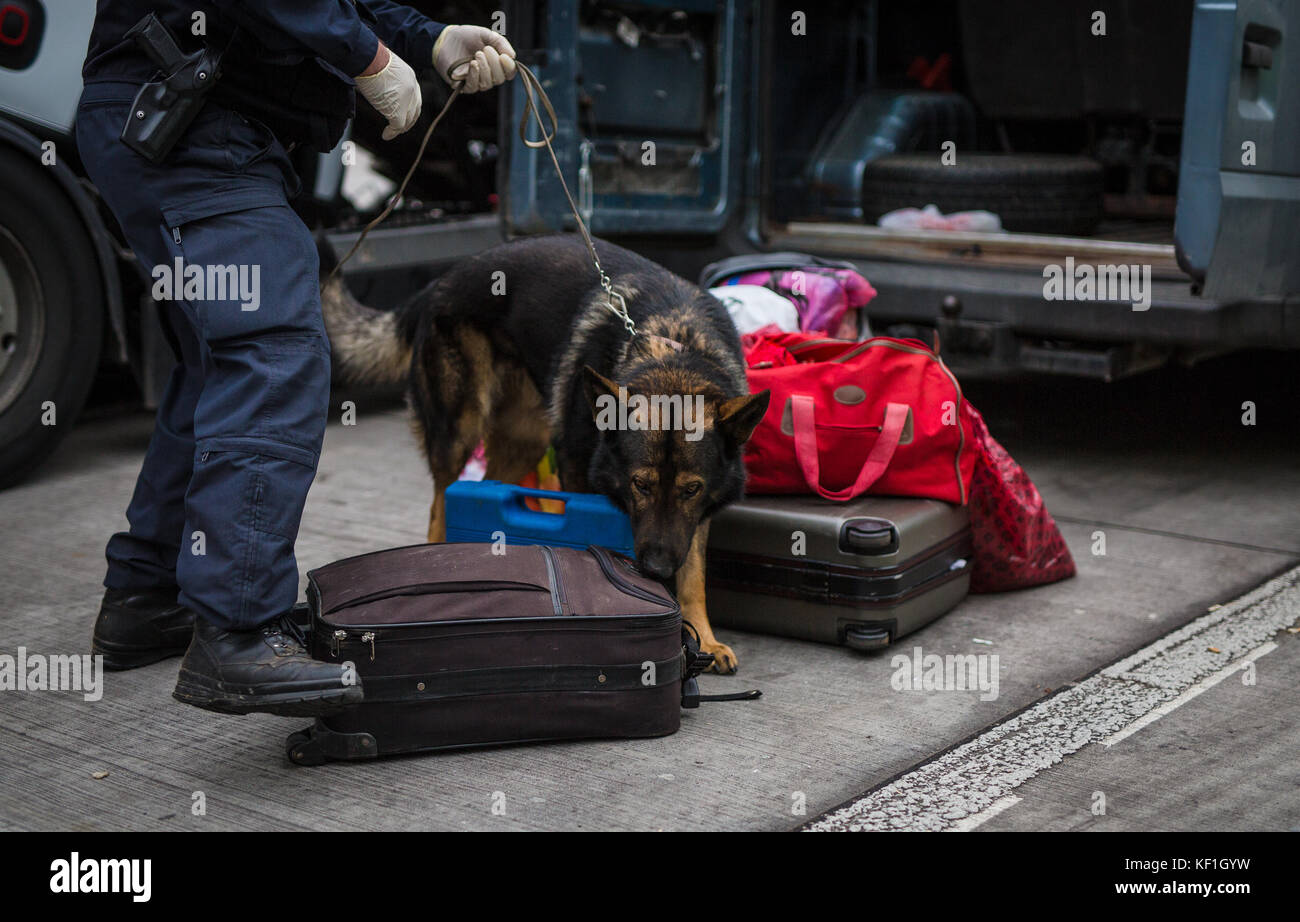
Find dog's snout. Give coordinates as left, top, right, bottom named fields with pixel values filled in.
left=637, top=547, right=678, bottom=580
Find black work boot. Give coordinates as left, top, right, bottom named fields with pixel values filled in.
left=92, top=587, right=197, bottom=671
left=172, top=613, right=363, bottom=717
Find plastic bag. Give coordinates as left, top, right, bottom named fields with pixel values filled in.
left=709, top=284, right=801, bottom=334
left=879, top=204, right=1003, bottom=233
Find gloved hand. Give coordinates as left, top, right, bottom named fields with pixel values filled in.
left=433, top=25, right=517, bottom=93
left=355, top=45, right=422, bottom=140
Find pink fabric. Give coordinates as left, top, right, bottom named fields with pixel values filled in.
left=725, top=267, right=877, bottom=336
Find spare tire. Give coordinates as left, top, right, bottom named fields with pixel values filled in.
left=860, top=153, right=1105, bottom=236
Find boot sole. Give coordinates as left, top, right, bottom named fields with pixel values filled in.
left=173, top=674, right=363, bottom=717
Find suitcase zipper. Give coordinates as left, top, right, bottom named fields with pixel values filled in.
left=539, top=546, right=566, bottom=615
left=588, top=546, right=679, bottom=608
left=329, top=629, right=380, bottom=662
left=323, top=578, right=551, bottom=615
left=324, top=611, right=681, bottom=666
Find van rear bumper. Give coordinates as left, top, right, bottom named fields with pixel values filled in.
left=855, top=257, right=1300, bottom=349
left=764, top=223, right=1300, bottom=360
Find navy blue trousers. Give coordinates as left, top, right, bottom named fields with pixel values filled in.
left=77, top=82, right=331, bottom=630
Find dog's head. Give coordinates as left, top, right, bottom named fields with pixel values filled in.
left=583, top=365, right=770, bottom=580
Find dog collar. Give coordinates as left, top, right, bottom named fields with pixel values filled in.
left=645, top=334, right=684, bottom=352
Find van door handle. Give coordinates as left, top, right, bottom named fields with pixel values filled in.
left=1242, top=40, right=1273, bottom=69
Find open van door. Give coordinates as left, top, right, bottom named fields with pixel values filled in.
left=1175, top=0, right=1300, bottom=300
left=500, top=0, right=747, bottom=239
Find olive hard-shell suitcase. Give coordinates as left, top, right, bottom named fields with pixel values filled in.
left=706, top=495, right=971, bottom=650
left=287, top=543, right=706, bottom=764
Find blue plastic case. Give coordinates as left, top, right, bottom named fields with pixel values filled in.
left=444, top=480, right=636, bottom=558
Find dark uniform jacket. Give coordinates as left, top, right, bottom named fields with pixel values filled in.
left=82, top=1, right=446, bottom=151
left=84, top=0, right=446, bottom=84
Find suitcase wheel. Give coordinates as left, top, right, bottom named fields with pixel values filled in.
left=286, top=728, right=328, bottom=766
left=286, top=722, right=379, bottom=766
left=844, top=625, right=892, bottom=651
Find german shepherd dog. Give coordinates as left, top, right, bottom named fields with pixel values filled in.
left=319, top=235, right=770, bottom=673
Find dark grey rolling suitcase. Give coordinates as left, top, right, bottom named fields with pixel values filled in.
left=285, top=543, right=755, bottom=765
left=706, top=495, right=971, bottom=650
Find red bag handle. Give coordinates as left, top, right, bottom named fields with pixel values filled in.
left=791, top=395, right=909, bottom=501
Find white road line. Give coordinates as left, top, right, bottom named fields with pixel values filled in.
left=805, top=565, right=1300, bottom=832
left=1102, top=641, right=1278, bottom=748
left=948, top=795, right=1022, bottom=831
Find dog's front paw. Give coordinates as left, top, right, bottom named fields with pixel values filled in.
left=703, top=639, right=738, bottom=675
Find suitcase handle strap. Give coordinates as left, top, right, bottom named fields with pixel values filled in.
left=680, top=623, right=762, bottom=708
left=791, top=396, right=908, bottom=501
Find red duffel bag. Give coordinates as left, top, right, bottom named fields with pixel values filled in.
left=742, top=332, right=977, bottom=504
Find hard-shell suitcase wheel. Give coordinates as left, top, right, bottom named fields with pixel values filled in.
left=843, top=624, right=892, bottom=650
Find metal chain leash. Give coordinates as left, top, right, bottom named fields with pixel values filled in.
left=512, top=60, right=636, bottom=336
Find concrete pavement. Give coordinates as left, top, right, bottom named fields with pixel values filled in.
left=0, top=350, right=1296, bottom=830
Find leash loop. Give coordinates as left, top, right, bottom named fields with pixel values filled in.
left=330, top=56, right=637, bottom=337
left=578, top=140, right=594, bottom=227
left=327, top=57, right=473, bottom=281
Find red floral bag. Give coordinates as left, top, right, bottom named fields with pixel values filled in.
left=962, top=403, right=1076, bottom=592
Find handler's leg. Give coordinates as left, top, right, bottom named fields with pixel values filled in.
left=168, top=203, right=330, bottom=629
left=77, top=87, right=358, bottom=713
left=167, top=202, right=359, bottom=715
left=102, top=299, right=202, bottom=591
left=78, top=95, right=201, bottom=670
left=93, top=299, right=203, bottom=668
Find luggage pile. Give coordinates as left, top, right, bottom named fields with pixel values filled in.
left=287, top=253, right=1073, bottom=763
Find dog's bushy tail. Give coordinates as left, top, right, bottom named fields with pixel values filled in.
left=316, top=236, right=410, bottom=388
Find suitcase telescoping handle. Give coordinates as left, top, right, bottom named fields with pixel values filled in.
left=791, top=397, right=909, bottom=502
left=840, top=518, right=899, bottom=554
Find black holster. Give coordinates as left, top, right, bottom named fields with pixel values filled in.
left=121, top=11, right=356, bottom=159
left=119, top=13, right=223, bottom=163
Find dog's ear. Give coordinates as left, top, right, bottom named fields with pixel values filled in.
left=582, top=366, right=620, bottom=420
left=715, top=389, right=770, bottom=447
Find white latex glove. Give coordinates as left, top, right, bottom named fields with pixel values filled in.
left=433, top=25, right=517, bottom=93
left=355, top=49, right=422, bottom=140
